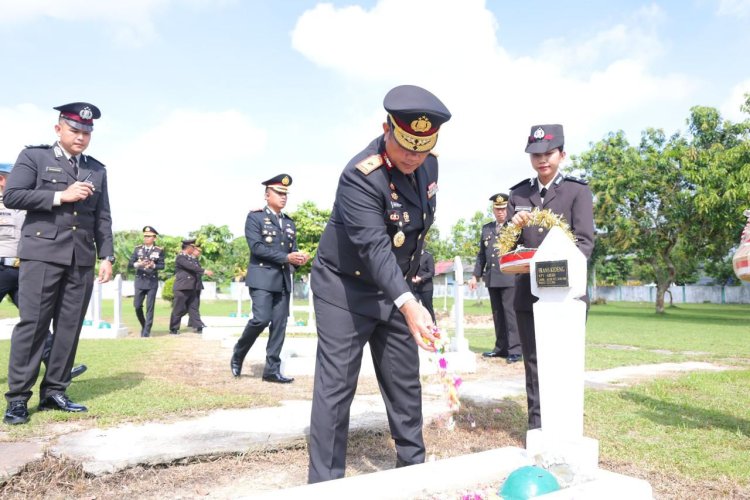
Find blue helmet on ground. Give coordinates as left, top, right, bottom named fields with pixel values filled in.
left=499, top=465, right=561, bottom=499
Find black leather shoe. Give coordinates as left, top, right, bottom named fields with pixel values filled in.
left=70, top=364, right=88, bottom=379
left=169, top=329, right=180, bottom=335
left=482, top=350, right=508, bottom=358
left=38, top=394, right=88, bottom=413
left=230, top=354, right=242, bottom=378
left=3, top=401, right=29, bottom=425
left=195, top=328, right=203, bottom=334
left=262, top=373, right=294, bottom=384
left=506, top=354, right=523, bottom=364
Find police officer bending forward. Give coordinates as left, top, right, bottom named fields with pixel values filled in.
left=308, top=85, right=451, bottom=483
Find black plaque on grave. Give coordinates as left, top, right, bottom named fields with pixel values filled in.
left=535, top=260, right=569, bottom=287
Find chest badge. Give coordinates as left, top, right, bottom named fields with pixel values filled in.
left=393, top=230, right=405, bottom=248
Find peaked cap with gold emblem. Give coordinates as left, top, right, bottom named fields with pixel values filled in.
left=489, top=193, right=509, bottom=208
left=262, top=173, right=292, bottom=193
left=384, top=85, right=451, bottom=153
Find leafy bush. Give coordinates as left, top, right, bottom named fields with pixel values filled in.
left=162, top=276, right=175, bottom=302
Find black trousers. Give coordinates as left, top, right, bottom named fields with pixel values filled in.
left=187, top=289, right=204, bottom=329
left=308, top=297, right=424, bottom=484
left=413, top=288, right=435, bottom=322
left=233, top=287, right=289, bottom=376
left=488, top=286, right=521, bottom=356
left=169, top=289, right=196, bottom=331
left=6, top=259, right=93, bottom=403
left=133, top=286, right=157, bottom=337
left=515, top=310, right=540, bottom=429
left=0, top=264, right=19, bottom=306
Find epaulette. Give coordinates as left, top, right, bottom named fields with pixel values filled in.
left=250, top=208, right=263, bottom=212
left=83, top=154, right=106, bottom=168
left=355, top=154, right=383, bottom=175
left=509, top=178, right=533, bottom=190
left=564, top=175, right=588, bottom=185
left=154, top=245, right=163, bottom=251
left=25, top=144, right=52, bottom=149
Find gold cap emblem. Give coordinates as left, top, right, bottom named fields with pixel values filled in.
left=282, top=176, right=290, bottom=186
left=410, top=115, right=432, bottom=133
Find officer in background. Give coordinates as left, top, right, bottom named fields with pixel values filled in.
left=230, top=174, right=308, bottom=383
left=468, top=193, right=522, bottom=363
left=169, top=239, right=204, bottom=335
left=0, top=163, right=88, bottom=380
left=508, top=124, right=594, bottom=429
left=4, top=102, right=114, bottom=425
left=128, top=226, right=164, bottom=337
left=308, top=85, right=451, bottom=483
left=187, top=246, right=211, bottom=333
left=411, top=249, right=436, bottom=322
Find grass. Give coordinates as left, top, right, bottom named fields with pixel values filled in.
left=0, top=299, right=749, bottom=489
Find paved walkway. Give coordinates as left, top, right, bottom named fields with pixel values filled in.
left=0, top=356, right=727, bottom=483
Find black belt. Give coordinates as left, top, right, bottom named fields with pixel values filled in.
left=0, top=257, right=19, bottom=268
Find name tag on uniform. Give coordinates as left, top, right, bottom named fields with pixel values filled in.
left=46, top=166, right=63, bottom=173
left=515, top=206, right=532, bottom=212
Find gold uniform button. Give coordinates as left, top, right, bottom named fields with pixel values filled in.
left=355, top=270, right=361, bottom=276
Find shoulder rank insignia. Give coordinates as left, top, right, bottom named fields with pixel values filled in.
left=83, top=154, right=106, bottom=168
left=564, top=175, right=589, bottom=185
left=355, top=154, right=383, bottom=175
left=25, top=144, right=52, bottom=150
left=509, top=178, right=533, bottom=190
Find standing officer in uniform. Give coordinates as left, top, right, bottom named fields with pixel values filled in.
left=468, top=193, right=522, bottom=363
left=411, top=249, right=436, bottom=322
left=308, top=85, right=451, bottom=483
left=508, top=124, right=594, bottom=429
left=230, top=174, right=308, bottom=383
left=128, top=226, right=164, bottom=337
left=0, top=163, right=88, bottom=379
left=169, top=239, right=203, bottom=335
left=187, top=246, right=212, bottom=333
left=3, top=102, right=114, bottom=425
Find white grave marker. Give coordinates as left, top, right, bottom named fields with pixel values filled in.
left=526, top=226, right=599, bottom=472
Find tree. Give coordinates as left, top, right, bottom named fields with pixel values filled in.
left=574, top=97, right=750, bottom=313
left=447, top=210, right=489, bottom=260
left=190, top=224, right=235, bottom=287
left=288, top=201, right=331, bottom=276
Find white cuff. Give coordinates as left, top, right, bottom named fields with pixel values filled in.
left=394, top=292, right=415, bottom=309
left=53, top=192, right=62, bottom=206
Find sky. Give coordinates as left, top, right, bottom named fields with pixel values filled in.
left=1, top=0, right=749, bottom=239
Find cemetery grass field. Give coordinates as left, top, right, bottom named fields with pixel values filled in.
left=0, top=300, right=748, bottom=494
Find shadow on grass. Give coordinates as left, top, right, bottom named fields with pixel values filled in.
left=621, top=391, right=750, bottom=438
left=68, top=372, right=146, bottom=401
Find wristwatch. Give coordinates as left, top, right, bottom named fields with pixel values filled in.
left=102, top=256, right=116, bottom=263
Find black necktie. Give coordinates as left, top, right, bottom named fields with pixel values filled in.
left=70, top=156, right=78, bottom=178
left=540, top=187, right=548, bottom=199
left=407, top=173, right=418, bottom=191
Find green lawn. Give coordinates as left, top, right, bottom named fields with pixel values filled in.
left=0, top=299, right=748, bottom=486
